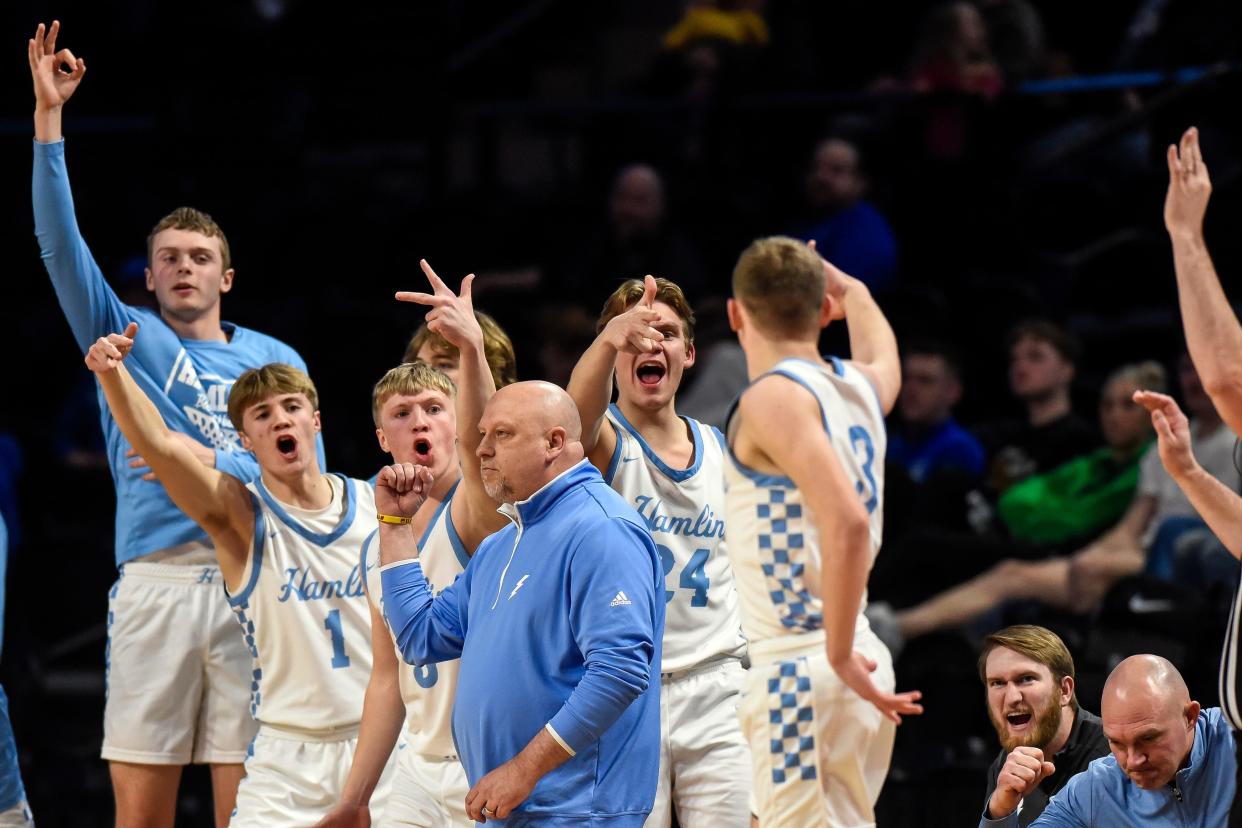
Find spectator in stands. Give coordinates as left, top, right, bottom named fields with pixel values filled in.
left=653, top=0, right=769, bottom=103
left=871, top=361, right=1162, bottom=650
left=906, top=1, right=1004, bottom=161
left=560, top=164, right=705, bottom=310
left=889, top=340, right=984, bottom=485
left=978, top=0, right=1048, bottom=85
left=910, top=1, right=1004, bottom=98
left=975, top=320, right=1097, bottom=497
left=790, top=138, right=898, bottom=293
left=1129, top=354, right=1239, bottom=589
left=977, top=625, right=1108, bottom=827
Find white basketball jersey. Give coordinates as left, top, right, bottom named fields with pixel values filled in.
left=362, top=483, right=467, bottom=757
left=605, top=404, right=746, bottom=673
left=227, top=474, right=376, bottom=732
left=723, top=357, right=886, bottom=646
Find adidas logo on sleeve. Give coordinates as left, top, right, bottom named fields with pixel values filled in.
left=610, top=591, right=632, bottom=607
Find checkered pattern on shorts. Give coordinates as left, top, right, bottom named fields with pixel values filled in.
left=756, top=489, right=821, bottom=631
left=232, top=606, right=263, bottom=718
left=767, top=657, right=817, bottom=784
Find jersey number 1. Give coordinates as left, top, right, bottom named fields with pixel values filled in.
left=324, top=609, right=351, bottom=669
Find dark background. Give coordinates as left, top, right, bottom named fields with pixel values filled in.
left=4, top=0, right=1242, bottom=823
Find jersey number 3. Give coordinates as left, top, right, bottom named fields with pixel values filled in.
left=848, top=425, right=879, bottom=513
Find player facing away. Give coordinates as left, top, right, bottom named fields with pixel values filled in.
left=84, top=325, right=398, bottom=827
left=566, top=276, right=751, bottom=826
left=318, top=262, right=512, bottom=827
left=724, top=238, right=923, bottom=827
left=29, top=21, right=324, bottom=826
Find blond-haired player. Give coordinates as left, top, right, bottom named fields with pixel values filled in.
left=317, top=260, right=512, bottom=827
left=724, top=238, right=922, bottom=827
left=567, top=275, right=751, bottom=826
left=85, top=326, right=401, bottom=826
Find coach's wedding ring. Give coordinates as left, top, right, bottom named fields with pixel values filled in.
left=482, top=806, right=495, bottom=816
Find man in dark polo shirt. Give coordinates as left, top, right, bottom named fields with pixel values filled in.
left=977, top=626, right=1109, bottom=827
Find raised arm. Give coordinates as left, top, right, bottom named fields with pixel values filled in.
left=820, top=253, right=901, bottom=414
left=30, top=22, right=137, bottom=353
left=1164, top=127, right=1242, bottom=436
left=1135, top=390, right=1242, bottom=559
left=85, top=324, right=254, bottom=586
left=566, top=275, right=663, bottom=468
left=375, top=463, right=469, bottom=665
left=738, top=376, right=922, bottom=722
left=29, top=20, right=84, bottom=144
left=397, top=260, right=505, bottom=549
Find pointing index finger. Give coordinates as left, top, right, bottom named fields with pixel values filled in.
left=420, top=259, right=451, bottom=295
left=395, top=291, right=441, bottom=306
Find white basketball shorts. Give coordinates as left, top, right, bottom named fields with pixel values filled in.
left=645, top=657, right=752, bottom=828
left=103, top=562, right=256, bottom=765
left=230, top=725, right=398, bottom=826
left=738, top=631, right=895, bottom=828
left=378, top=745, right=471, bottom=827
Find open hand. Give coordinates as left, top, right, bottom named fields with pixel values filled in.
left=1133, top=389, right=1198, bottom=480
left=29, top=21, right=85, bottom=109
left=832, top=650, right=923, bottom=724
left=396, top=259, right=482, bottom=352
left=84, top=322, right=138, bottom=374
left=375, top=462, right=434, bottom=519
left=1164, top=126, right=1212, bottom=239
left=600, top=275, right=664, bottom=355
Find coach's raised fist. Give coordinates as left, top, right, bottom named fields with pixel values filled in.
left=988, top=745, right=1055, bottom=819
left=375, top=462, right=434, bottom=519
left=84, top=322, right=138, bottom=374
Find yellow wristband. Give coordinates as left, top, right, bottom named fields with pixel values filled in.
left=377, top=513, right=412, bottom=525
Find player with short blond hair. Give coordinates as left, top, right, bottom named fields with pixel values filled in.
left=318, top=261, right=511, bottom=828
left=84, top=325, right=397, bottom=826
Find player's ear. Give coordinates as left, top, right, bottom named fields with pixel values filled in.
left=819, top=293, right=837, bottom=327
left=312, top=410, right=322, bottom=434
left=683, top=339, right=696, bottom=369
left=726, top=298, right=742, bottom=332
left=145, top=266, right=155, bottom=293
left=220, top=268, right=235, bottom=295
left=238, top=429, right=253, bottom=452
left=376, top=427, right=391, bottom=454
